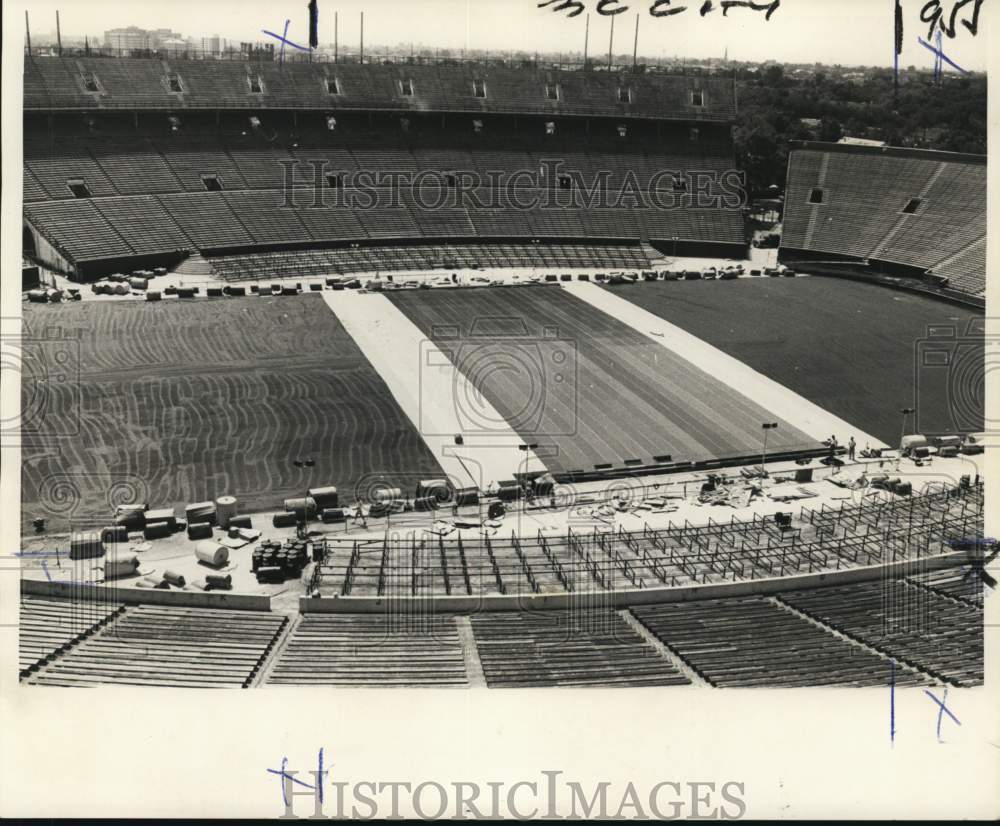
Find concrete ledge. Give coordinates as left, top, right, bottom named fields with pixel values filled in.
left=21, top=578, right=272, bottom=612
left=299, top=552, right=971, bottom=613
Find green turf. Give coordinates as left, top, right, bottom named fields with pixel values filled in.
left=604, top=277, right=985, bottom=445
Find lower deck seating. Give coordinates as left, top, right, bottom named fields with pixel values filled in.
left=19, top=596, right=123, bottom=678
left=265, top=613, right=468, bottom=687
left=208, top=242, right=652, bottom=281
left=906, top=567, right=984, bottom=609
left=779, top=581, right=983, bottom=686
left=631, top=597, right=925, bottom=687
left=469, top=610, right=690, bottom=687
left=24, top=604, right=287, bottom=688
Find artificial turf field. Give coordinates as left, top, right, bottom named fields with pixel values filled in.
left=20, top=294, right=446, bottom=531
left=386, top=286, right=814, bottom=476
left=604, top=277, right=985, bottom=445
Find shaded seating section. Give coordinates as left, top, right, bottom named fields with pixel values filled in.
left=25, top=56, right=737, bottom=121
left=779, top=580, right=983, bottom=686
left=19, top=596, right=123, bottom=679
left=469, top=610, right=690, bottom=687
left=907, top=566, right=984, bottom=609
left=24, top=604, right=287, bottom=688
left=25, top=145, right=119, bottom=199
left=157, top=192, right=254, bottom=248
left=208, top=243, right=651, bottom=281
left=929, top=237, right=987, bottom=296
left=90, top=141, right=186, bottom=195
left=24, top=199, right=135, bottom=261
left=631, top=597, right=922, bottom=687
left=92, top=195, right=193, bottom=254
left=265, top=613, right=468, bottom=687
left=782, top=144, right=986, bottom=296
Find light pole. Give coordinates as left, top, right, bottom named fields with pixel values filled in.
left=761, top=422, right=778, bottom=476
left=899, top=407, right=915, bottom=451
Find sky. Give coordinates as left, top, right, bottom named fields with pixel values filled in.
left=18, top=0, right=991, bottom=71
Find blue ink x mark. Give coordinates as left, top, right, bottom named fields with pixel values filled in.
left=917, top=34, right=970, bottom=75
left=267, top=749, right=324, bottom=807
left=924, top=687, right=961, bottom=741
left=267, top=756, right=315, bottom=808
left=262, top=19, right=313, bottom=64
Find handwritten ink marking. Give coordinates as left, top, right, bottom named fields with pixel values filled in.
left=597, top=0, right=631, bottom=14
left=920, top=0, right=984, bottom=40
left=894, top=0, right=904, bottom=93
left=650, top=0, right=687, bottom=16
left=539, top=0, right=779, bottom=18
left=924, top=687, right=961, bottom=742
left=268, top=756, right=315, bottom=808
left=917, top=35, right=970, bottom=75
left=538, top=0, right=587, bottom=17
left=261, top=19, right=313, bottom=63
left=268, top=749, right=326, bottom=808
left=720, top=0, right=780, bottom=19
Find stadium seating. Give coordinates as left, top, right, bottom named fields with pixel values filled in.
left=24, top=604, right=287, bottom=688
left=469, top=610, right=691, bottom=687
left=25, top=56, right=737, bottom=121
left=782, top=143, right=986, bottom=296
left=265, top=613, right=469, bottom=686
left=779, top=580, right=983, bottom=686
left=19, top=596, right=123, bottom=678
left=630, top=597, right=926, bottom=687
left=207, top=243, right=652, bottom=280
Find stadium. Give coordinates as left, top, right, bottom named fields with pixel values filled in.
left=18, top=49, right=987, bottom=689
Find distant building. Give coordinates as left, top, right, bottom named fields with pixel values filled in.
left=103, top=26, right=184, bottom=52
left=837, top=136, right=887, bottom=147
left=201, top=35, right=227, bottom=56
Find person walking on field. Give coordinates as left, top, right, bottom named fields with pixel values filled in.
left=848, top=436, right=856, bottom=461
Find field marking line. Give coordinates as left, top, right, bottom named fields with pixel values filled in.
left=319, top=291, right=546, bottom=487
left=563, top=282, right=887, bottom=449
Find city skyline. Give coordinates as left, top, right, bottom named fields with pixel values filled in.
left=20, top=0, right=991, bottom=71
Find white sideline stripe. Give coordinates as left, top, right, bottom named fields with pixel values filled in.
left=320, top=290, right=546, bottom=488
left=564, top=282, right=887, bottom=449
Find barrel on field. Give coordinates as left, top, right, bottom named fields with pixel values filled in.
left=195, top=541, right=229, bottom=568
left=146, top=290, right=162, bottom=301
left=416, top=478, right=451, bottom=504
left=273, top=512, right=298, bottom=528
left=69, top=532, right=105, bottom=561
left=284, top=497, right=317, bottom=518
left=100, top=525, right=129, bottom=544
left=372, top=487, right=402, bottom=504
left=454, top=487, right=480, bottom=507
left=413, top=496, right=437, bottom=512
left=145, top=507, right=177, bottom=530
left=215, top=495, right=238, bottom=528
left=105, top=555, right=139, bottom=580
left=187, top=522, right=213, bottom=541
left=114, top=504, right=148, bottom=531
left=185, top=501, right=216, bottom=525
left=321, top=508, right=346, bottom=524
left=496, top=480, right=522, bottom=502
left=308, top=486, right=339, bottom=509
left=228, top=514, right=253, bottom=530
left=143, top=521, right=172, bottom=540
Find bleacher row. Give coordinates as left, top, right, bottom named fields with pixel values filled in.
left=25, top=56, right=737, bottom=121
left=23, top=138, right=737, bottom=201
left=24, top=190, right=744, bottom=266
left=209, top=243, right=652, bottom=280
left=782, top=144, right=987, bottom=296
left=21, top=602, right=287, bottom=687
left=21, top=570, right=983, bottom=687
left=316, top=482, right=984, bottom=598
